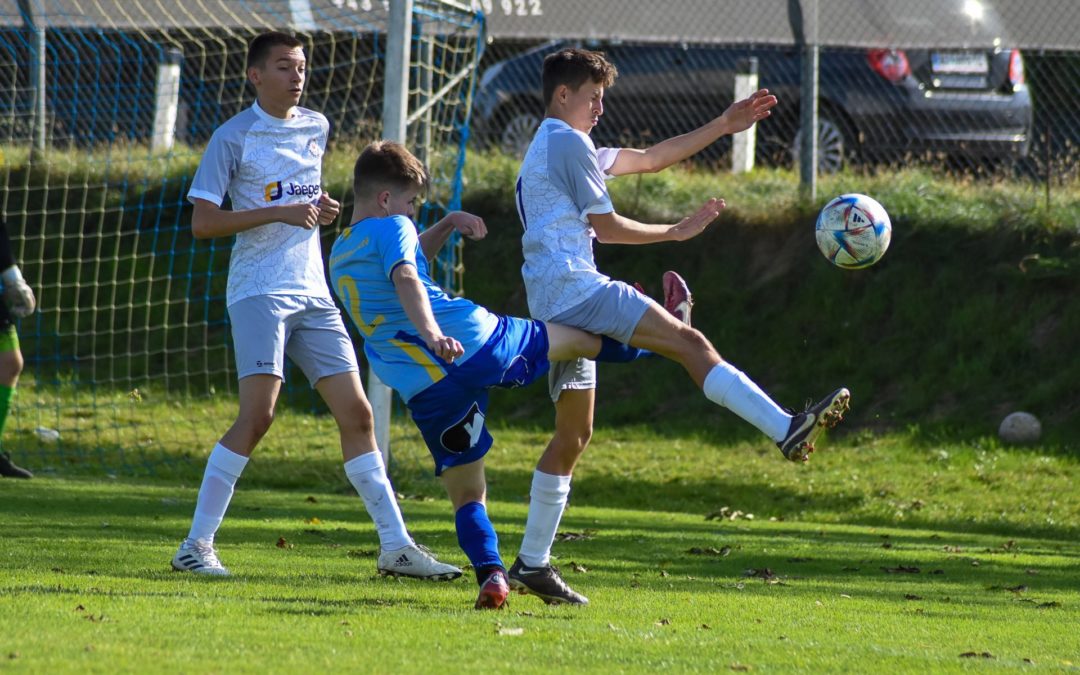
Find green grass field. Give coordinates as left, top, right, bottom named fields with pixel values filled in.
left=3, top=418, right=1078, bottom=673
left=2, top=148, right=1077, bottom=671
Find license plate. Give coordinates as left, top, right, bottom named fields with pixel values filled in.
left=931, top=51, right=989, bottom=75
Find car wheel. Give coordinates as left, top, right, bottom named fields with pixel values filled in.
left=791, top=115, right=849, bottom=174
left=499, top=111, right=541, bottom=157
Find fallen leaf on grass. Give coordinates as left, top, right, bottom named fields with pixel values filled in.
left=688, top=546, right=731, bottom=557
left=786, top=557, right=812, bottom=563
left=904, top=594, right=923, bottom=601
left=659, top=570, right=669, bottom=578
left=1036, top=601, right=1061, bottom=609
left=1025, top=568, right=1039, bottom=575
left=839, top=594, right=852, bottom=599
left=705, top=506, right=754, bottom=521
left=554, top=530, right=596, bottom=542
left=305, top=496, right=318, bottom=503
left=497, top=627, right=524, bottom=636
left=570, top=562, right=588, bottom=573
left=276, top=537, right=292, bottom=549
left=881, top=566, right=920, bottom=574
left=743, top=568, right=777, bottom=580
left=701, top=624, right=712, bottom=630
left=304, top=517, right=322, bottom=525
left=730, top=663, right=751, bottom=671
left=656, top=618, right=671, bottom=626
left=959, top=652, right=994, bottom=659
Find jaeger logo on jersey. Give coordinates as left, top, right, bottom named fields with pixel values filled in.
left=264, top=181, right=322, bottom=202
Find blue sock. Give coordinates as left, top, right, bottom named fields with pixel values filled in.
left=455, top=501, right=503, bottom=578
left=596, top=335, right=652, bottom=362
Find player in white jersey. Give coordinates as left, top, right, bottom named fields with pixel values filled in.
left=170, top=31, right=459, bottom=581
left=511, top=48, right=850, bottom=604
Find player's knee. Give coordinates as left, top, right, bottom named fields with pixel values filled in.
left=336, top=400, right=374, bottom=436
left=675, top=327, right=713, bottom=358
left=243, top=409, right=275, bottom=441
left=0, top=349, right=23, bottom=385
left=555, top=425, right=592, bottom=454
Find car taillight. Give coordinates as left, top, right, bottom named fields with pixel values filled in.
left=867, top=49, right=910, bottom=83
left=1008, top=48, right=1025, bottom=87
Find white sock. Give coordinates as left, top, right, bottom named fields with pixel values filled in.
left=703, top=362, right=792, bottom=442
left=518, top=470, right=572, bottom=568
left=344, top=451, right=412, bottom=552
left=187, top=443, right=249, bottom=543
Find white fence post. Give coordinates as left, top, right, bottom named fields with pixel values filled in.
left=152, top=49, right=182, bottom=152
left=732, top=56, right=758, bottom=174
left=371, top=0, right=414, bottom=463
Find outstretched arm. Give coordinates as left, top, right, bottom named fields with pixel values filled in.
left=588, top=198, right=724, bottom=245
left=390, top=263, right=464, bottom=363
left=417, top=211, right=487, bottom=260
left=607, top=89, right=777, bottom=176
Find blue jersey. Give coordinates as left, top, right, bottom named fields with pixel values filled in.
left=329, top=215, right=498, bottom=402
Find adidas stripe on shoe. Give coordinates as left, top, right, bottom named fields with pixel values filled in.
left=171, top=538, right=230, bottom=576
left=377, top=543, right=462, bottom=581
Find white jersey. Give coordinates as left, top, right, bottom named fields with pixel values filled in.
left=188, top=101, right=330, bottom=307
left=516, top=118, right=620, bottom=320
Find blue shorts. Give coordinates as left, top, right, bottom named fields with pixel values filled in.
left=407, top=315, right=550, bottom=475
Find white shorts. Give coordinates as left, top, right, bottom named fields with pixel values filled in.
left=544, top=280, right=654, bottom=401
left=228, top=294, right=359, bottom=387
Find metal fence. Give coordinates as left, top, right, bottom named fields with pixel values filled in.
left=469, top=0, right=1080, bottom=180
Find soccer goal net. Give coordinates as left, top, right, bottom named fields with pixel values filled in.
left=0, top=0, right=484, bottom=478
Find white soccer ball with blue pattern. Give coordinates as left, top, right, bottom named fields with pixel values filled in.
left=815, top=194, right=892, bottom=269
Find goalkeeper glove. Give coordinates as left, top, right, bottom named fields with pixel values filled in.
left=2, top=266, right=36, bottom=318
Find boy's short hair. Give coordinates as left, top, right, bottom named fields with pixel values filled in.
left=246, top=31, right=303, bottom=70
left=353, top=141, right=429, bottom=201
left=542, top=48, right=618, bottom=107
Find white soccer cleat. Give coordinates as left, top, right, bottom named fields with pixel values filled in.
left=377, top=543, right=462, bottom=581
left=171, top=538, right=230, bottom=576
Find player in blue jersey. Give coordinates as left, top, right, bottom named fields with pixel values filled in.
left=170, top=31, right=459, bottom=581
left=0, top=221, right=35, bottom=479
left=330, top=140, right=653, bottom=609
left=510, top=47, right=850, bottom=604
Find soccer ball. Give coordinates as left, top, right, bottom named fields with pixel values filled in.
left=815, top=193, right=892, bottom=269
left=998, top=411, right=1041, bottom=445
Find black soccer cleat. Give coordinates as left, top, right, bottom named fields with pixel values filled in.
left=778, top=387, right=851, bottom=462
left=508, top=556, right=589, bottom=606
left=0, top=451, right=32, bottom=479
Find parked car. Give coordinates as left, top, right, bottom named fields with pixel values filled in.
left=472, top=39, right=1032, bottom=172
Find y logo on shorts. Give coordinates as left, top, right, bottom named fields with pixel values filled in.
left=440, top=402, right=485, bottom=454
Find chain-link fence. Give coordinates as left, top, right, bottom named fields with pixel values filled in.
left=470, top=0, right=1080, bottom=180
